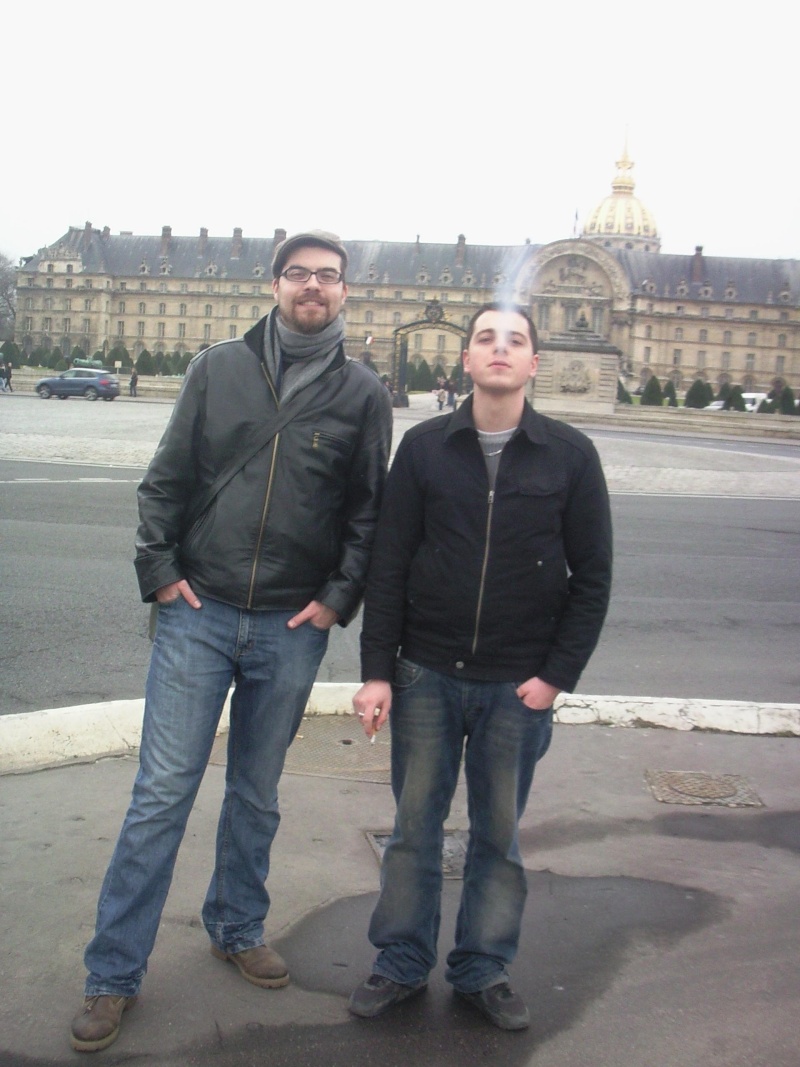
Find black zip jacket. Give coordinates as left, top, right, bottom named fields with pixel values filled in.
left=134, top=316, right=393, bottom=622
left=360, top=396, right=612, bottom=690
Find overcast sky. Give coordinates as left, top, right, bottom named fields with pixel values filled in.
left=3, top=0, right=797, bottom=266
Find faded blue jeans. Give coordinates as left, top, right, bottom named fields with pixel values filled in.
left=368, top=659, right=553, bottom=994
left=84, top=595, right=328, bottom=997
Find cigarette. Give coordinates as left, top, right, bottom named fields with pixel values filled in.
left=369, top=708, right=380, bottom=743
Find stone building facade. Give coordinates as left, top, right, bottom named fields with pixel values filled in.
left=13, top=152, right=800, bottom=400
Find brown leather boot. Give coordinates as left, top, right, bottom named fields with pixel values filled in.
left=210, top=944, right=290, bottom=988
left=70, top=994, right=137, bottom=1052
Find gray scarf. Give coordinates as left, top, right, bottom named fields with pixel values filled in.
left=263, top=307, right=346, bottom=404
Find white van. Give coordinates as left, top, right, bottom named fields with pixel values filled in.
left=742, top=392, right=767, bottom=412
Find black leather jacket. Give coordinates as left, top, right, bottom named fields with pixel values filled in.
left=360, top=396, right=612, bottom=690
left=134, top=316, right=393, bottom=622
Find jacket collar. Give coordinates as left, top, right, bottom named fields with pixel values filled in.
left=445, top=393, right=548, bottom=446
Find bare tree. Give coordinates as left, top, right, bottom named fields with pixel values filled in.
left=0, top=252, right=17, bottom=341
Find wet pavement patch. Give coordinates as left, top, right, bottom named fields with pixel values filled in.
left=645, top=769, right=764, bottom=807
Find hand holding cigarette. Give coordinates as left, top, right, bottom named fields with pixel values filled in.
left=352, top=680, right=392, bottom=741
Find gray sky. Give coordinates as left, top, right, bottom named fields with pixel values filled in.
left=3, top=0, right=797, bottom=265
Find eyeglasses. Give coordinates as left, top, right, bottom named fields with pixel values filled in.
left=281, top=266, right=344, bottom=285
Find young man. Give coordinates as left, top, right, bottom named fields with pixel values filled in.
left=70, top=231, right=393, bottom=1052
left=349, top=302, right=612, bottom=1030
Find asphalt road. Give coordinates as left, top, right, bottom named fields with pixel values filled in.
left=2, top=457, right=799, bottom=715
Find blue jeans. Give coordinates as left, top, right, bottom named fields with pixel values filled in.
left=84, top=596, right=328, bottom=997
left=368, top=660, right=553, bottom=994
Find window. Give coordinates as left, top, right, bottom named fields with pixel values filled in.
left=231, top=284, right=240, bottom=295
left=676, top=305, right=684, bottom=314
left=251, top=306, right=260, bottom=319
left=776, top=355, right=785, bottom=373
left=441, top=293, right=448, bottom=302
left=366, top=290, right=375, bottom=300
left=158, top=302, right=166, bottom=315
left=42, top=317, right=52, bottom=332
left=779, top=311, right=788, bottom=322
left=84, top=299, right=92, bottom=311
left=206, top=284, right=215, bottom=294
left=747, top=332, right=757, bottom=345
left=46, top=278, right=53, bottom=288
left=746, top=354, right=755, bottom=371
left=418, top=292, right=425, bottom=302
left=697, top=350, right=706, bottom=368
left=180, top=283, right=188, bottom=294
left=117, top=321, right=125, bottom=336
left=203, top=324, right=211, bottom=341
left=643, top=346, right=651, bottom=363
left=83, top=319, right=90, bottom=334
left=139, top=282, right=147, bottom=292
left=229, top=326, right=237, bottom=339
left=179, top=303, right=187, bottom=316
left=118, top=301, right=126, bottom=313
left=778, top=333, right=786, bottom=347
left=24, top=297, right=33, bottom=310
left=139, top=302, right=146, bottom=314
left=701, top=307, right=709, bottom=318
left=675, top=328, right=683, bottom=341
left=230, top=305, right=238, bottom=318
left=86, top=280, right=93, bottom=289
left=365, top=311, right=373, bottom=324
left=137, top=321, right=145, bottom=337
left=749, top=310, right=758, bottom=320
left=63, top=298, right=72, bottom=311
left=156, top=323, right=164, bottom=338
left=47, top=263, right=54, bottom=273
left=722, top=352, right=731, bottom=369
left=723, top=331, right=732, bottom=345
left=699, top=329, right=707, bottom=343
left=205, top=304, right=213, bottom=317
left=645, top=325, right=652, bottom=339
left=252, top=285, right=261, bottom=295
left=63, top=318, right=71, bottom=333
left=178, top=323, right=186, bottom=338
left=537, top=304, right=549, bottom=331
left=159, top=282, right=167, bottom=293
left=461, top=315, right=470, bottom=329
left=65, top=279, right=73, bottom=289
left=463, top=293, right=472, bottom=303
left=393, top=312, right=401, bottom=325
left=66, top=264, right=73, bottom=275
left=414, top=334, right=422, bottom=351
left=394, top=291, right=403, bottom=300
left=592, top=308, right=603, bottom=334
left=120, top=282, right=127, bottom=291
left=437, top=335, right=446, bottom=353
left=725, top=308, right=733, bottom=319
left=673, top=349, right=682, bottom=366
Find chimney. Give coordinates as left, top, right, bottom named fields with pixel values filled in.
left=691, top=245, right=704, bottom=285
left=199, top=227, right=208, bottom=255
left=415, top=234, right=421, bottom=253
left=232, top=227, right=243, bottom=258
left=102, top=226, right=110, bottom=238
left=84, top=221, right=92, bottom=235
left=455, top=233, right=466, bottom=267
left=160, top=225, right=172, bottom=257
left=274, top=227, right=287, bottom=244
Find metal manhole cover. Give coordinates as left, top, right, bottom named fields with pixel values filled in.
left=645, top=770, right=763, bottom=807
left=366, top=830, right=468, bottom=879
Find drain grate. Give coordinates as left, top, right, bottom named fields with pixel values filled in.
left=366, top=829, right=469, bottom=879
left=211, top=716, right=391, bottom=784
left=645, top=770, right=764, bottom=807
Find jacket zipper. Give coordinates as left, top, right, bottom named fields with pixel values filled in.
left=247, top=367, right=280, bottom=607
left=471, top=488, right=494, bottom=655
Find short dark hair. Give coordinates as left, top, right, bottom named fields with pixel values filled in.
left=464, top=302, right=538, bottom=352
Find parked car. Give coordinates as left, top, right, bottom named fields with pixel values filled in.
left=36, top=368, right=120, bottom=401
left=742, top=392, right=768, bottom=412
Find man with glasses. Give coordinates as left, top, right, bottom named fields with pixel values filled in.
left=71, top=231, right=393, bottom=1053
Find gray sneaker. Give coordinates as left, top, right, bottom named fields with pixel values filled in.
left=457, top=983, right=530, bottom=1030
left=348, top=974, right=427, bottom=1018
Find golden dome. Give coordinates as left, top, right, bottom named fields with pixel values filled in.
left=583, top=148, right=660, bottom=252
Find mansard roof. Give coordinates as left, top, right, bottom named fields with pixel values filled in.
left=18, top=225, right=800, bottom=307
left=613, top=248, right=800, bottom=305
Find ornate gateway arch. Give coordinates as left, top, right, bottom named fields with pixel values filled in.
left=391, top=299, right=466, bottom=406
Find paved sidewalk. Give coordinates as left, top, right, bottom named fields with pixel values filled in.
left=1, top=723, right=797, bottom=1067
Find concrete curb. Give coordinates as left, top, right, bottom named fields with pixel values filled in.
left=1, top=684, right=798, bottom=775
